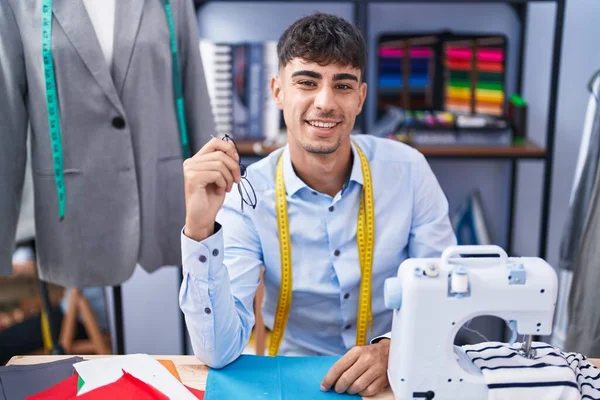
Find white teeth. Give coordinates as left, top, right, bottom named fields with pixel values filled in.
left=309, top=121, right=338, bottom=128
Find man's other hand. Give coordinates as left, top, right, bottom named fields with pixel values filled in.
left=321, top=339, right=390, bottom=397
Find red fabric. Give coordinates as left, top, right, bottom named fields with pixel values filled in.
left=185, top=385, right=205, bottom=399
left=27, top=372, right=205, bottom=400
left=26, top=372, right=168, bottom=400
left=78, top=371, right=170, bottom=399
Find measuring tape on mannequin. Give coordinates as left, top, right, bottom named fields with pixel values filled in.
left=270, top=142, right=375, bottom=356
left=41, top=0, right=189, bottom=220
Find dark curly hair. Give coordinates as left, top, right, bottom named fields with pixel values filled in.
left=277, top=12, right=367, bottom=79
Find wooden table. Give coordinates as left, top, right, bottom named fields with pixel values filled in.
left=8, top=355, right=600, bottom=399
left=7, top=354, right=392, bottom=399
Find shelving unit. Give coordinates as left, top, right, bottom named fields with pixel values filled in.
left=235, top=138, right=546, bottom=159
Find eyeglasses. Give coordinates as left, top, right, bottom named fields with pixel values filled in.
left=222, top=134, right=257, bottom=212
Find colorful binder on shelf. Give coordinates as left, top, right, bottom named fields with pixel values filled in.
left=443, top=35, right=506, bottom=116
left=377, top=35, right=439, bottom=118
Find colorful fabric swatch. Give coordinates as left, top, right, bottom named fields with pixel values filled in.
left=157, top=359, right=182, bottom=382
left=74, top=354, right=196, bottom=398
left=0, top=357, right=83, bottom=400
left=27, top=372, right=170, bottom=400
left=26, top=374, right=79, bottom=400
left=377, top=37, right=437, bottom=113
left=444, top=41, right=506, bottom=116
left=27, top=372, right=204, bottom=400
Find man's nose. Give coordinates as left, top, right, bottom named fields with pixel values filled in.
left=313, top=86, right=336, bottom=113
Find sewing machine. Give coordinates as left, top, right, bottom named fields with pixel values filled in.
left=384, top=245, right=558, bottom=400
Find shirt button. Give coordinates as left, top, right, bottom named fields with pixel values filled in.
left=212, top=249, right=219, bottom=256
left=334, top=249, right=340, bottom=257
left=344, top=293, right=350, bottom=300
left=199, top=255, right=207, bottom=263
left=312, top=191, right=318, bottom=196
left=112, top=116, right=126, bottom=129
left=344, top=324, right=352, bottom=330
left=204, top=307, right=212, bottom=314
left=329, top=206, right=334, bottom=212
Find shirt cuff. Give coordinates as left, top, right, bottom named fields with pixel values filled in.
left=370, top=332, right=391, bottom=344
left=181, top=222, right=224, bottom=282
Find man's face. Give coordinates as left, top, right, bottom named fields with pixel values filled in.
left=271, top=58, right=367, bottom=155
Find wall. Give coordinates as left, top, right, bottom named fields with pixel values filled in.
left=105, top=265, right=182, bottom=355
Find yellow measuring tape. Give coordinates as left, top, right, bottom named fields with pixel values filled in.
left=269, top=142, right=374, bottom=356
left=40, top=309, right=53, bottom=352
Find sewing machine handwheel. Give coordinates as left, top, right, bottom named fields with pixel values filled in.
left=441, top=245, right=508, bottom=267
left=384, top=277, right=402, bottom=310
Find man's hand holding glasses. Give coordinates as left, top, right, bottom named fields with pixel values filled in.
left=183, top=135, right=256, bottom=242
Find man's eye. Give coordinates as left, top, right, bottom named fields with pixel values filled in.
left=299, top=81, right=316, bottom=87
left=337, top=84, right=352, bottom=90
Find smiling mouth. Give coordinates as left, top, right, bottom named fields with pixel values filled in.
left=306, top=120, right=341, bottom=129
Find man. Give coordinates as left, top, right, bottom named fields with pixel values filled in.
left=179, top=12, right=456, bottom=397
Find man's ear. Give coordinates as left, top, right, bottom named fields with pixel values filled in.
left=271, top=75, right=284, bottom=110
left=357, top=81, right=368, bottom=114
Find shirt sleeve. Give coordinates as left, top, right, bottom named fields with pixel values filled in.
left=370, top=332, right=391, bottom=344
left=409, top=153, right=457, bottom=258
left=179, top=191, right=263, bottom=368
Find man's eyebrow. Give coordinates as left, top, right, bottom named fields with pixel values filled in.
left=333, top=73, right=358, bottom=82
left=291, top=70, right=322, bottom=79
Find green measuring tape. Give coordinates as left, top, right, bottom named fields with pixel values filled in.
left=163, top=0, right=190, bottom=160
left=41, top=0, right=65, bottom=219
left=41, top=0, right=190, bottom=220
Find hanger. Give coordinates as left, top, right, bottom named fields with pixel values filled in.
left=587, top=69, right=600, bottom=101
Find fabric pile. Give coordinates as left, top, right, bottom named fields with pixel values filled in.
left=0, top=355, right=204, bottom=400
left=463, top=341, right=600, bottom=400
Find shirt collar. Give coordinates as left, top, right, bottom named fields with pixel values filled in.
left=348, top=140, right=364, bottom=187
left=282, top=146, right=306, bottom=197
left=282, top=140, right=364, bottom=197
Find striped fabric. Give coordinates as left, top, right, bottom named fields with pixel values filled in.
left=462, top=341, right=600, bottom=400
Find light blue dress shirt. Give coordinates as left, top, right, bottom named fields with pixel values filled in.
left=179, top=134, right=457, bottom=368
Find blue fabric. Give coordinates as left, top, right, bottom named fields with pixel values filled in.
left=179, top=135, right=457, bottom=368
left=205, top=355, right=359, bottom=399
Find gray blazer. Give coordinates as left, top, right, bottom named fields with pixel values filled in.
left=0, top=0, right=215, bottom=287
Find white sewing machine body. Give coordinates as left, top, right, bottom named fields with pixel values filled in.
left=384, top=245, right=558, bottom=400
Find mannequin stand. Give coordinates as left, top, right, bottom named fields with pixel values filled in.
left=60, top=288, right=111, bottom=354
left=112, top=286, right=125, bottom=354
